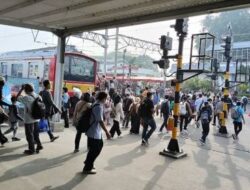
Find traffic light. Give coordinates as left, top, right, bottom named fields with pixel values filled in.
left=221, top=36, right=231, bottom=58
left=171, top=19, right=188, bottom=36
left=153, top=59, right=170, bottom=69
left=160, top=35, right=172, bottom=51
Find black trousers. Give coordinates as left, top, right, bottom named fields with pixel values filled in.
left=123, top=111, right=130, bottom=128
left=62, top=108, right=69, bottom=128
left=75, top=130, right=82, bottom=150
left=84, top=137, right=103, bottom=171
left=24, top=122, right=42, bottom=152
left=0, top=128, right=8, bottom=144
left=110, top=120, right=121, bottom=137
left=180, top=115, right=189, bottom=132
left=130, top=114, right=140, bottom=134
left=233, top=121, right=242, bottom=137
left=201, top=121, right=210, bottom=142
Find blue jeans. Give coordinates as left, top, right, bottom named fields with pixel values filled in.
left=142, top=117, right=156, bottom=141
left=160, top=114, right=169, bottom=132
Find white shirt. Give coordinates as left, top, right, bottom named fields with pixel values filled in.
left=113, top=102, right=124, bottom=122
left=195, top=97, right=204, bottom=112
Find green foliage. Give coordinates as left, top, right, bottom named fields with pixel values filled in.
left=95, top=52, right=158, bottom=70
left=182, top=77, right=213, bottom=92
left=201, top=9, right=250, bottom=43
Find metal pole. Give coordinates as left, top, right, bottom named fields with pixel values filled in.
left=114, top=28, right=119, bottom=76
left=123, top=49, right=126, bottom=81
left=104, top=29, right=108, bottom=76
left=53, top=35, right=66, bottom=122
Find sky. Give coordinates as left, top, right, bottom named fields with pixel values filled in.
left=0, top=14, right=207, bottom=63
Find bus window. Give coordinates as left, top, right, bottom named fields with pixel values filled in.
left=11, top=64, right=23, bottom=77
left=64, top=55, right=94, bottom=83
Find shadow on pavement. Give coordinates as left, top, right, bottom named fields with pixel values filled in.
left=104, top=145, right=146, bottom=170
left=42, top=172, right=87, bottom=190
left=0, top=153, right=78, bottom=183
left=192, top=149, right=221, bottom=189
left=142, top=158, right=174, bottom=190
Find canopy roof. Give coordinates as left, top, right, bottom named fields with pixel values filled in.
left=0, top=0, right=249, bottom=35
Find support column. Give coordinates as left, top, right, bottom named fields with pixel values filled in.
left=114, top=28, right=119, bottom=76
left=104, top=29, right=108, bottom=76
left=53, top=35, right=66, bottom=122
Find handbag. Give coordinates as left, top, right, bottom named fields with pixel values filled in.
left=39, top=119, right=48, bottom=132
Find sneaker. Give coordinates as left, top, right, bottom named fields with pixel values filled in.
left=74, top=149, right=80, bottom=153
left=0, top=137, right=8, bottom=145
left=12, top=137, right=21, bottom=141
left=23, top=150, right=35, bottom=155
left=232, top=134, right=236, bottom=140
left=82, top=169, right=97, bottom=175
left=36, top=146, right=43, bottom=153
left=199, top=138, right=205, bottom=145
left=51, top=136, right=59, bottom=142
left=142, top=138, right=149, bottom=146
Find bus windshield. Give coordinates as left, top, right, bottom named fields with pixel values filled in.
left=64, top=55, right=95, bottom=83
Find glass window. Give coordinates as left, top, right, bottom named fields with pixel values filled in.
left=11, top=64, right=23, bottom=77
left=1, top=64, right=7, bottom=75
left=64, top=55, right=95, bottom=83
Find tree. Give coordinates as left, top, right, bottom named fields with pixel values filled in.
left=182, top=77, right=213, bottom=92
left=201, top=9, right=250, bottom=43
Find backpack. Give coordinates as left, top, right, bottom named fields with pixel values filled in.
left=76, top=104, right=99, bottom=133
left=161, top=101, right=169, bottom=115
left=200, top=110, right=209, bottom=124
left=231, top=107, right=240, bottom=120
left=30, top=95, right=46, bottom=119
left=180, top=102, right=187, bottom=115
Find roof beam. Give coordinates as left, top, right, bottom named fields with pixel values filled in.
left=21, top=0, right=113, bottom=21
left=66, top=0, right=250, bottom=35
left=46, top=0, right=172, bottom=26
left=0, top=0, right=46, bottom=15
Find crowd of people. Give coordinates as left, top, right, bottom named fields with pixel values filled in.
left=0, top=75, right=249, bottom=175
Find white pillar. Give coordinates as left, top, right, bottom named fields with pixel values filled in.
left=114, top=28, right=119, bottom=76
left=104, top=29, right=108, bottom=76
left=53, top=36, right=65, bottom=122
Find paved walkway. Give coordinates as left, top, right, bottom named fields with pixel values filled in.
left=0, top=114, right=250, bottom=190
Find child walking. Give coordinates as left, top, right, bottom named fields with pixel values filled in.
left=4, top=96, right=23, bottom=141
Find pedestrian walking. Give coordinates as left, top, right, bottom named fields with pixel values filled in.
left=16, top=84, right=43, bottom=154
left=109, top=95, right=124, bottom=138
left=83, top=91, right=111, bottom=174
left=73, top=93, right=92, bottom=153
left=179, top=96, right=192, bottom=135
left=159, top=95, right=170, bottom=133
left=197, top=101, right=212, bottom=145
left=129, top=97, right=141, bottom=135
left=232, top=101, right=245, bottom=140
left=62, top=87, right=70, bottom=128
left=139, top=92, right=156, bottom=146
left=3, top=96, right=23, bottom=141
left=39, top=80, right=61, bottom=142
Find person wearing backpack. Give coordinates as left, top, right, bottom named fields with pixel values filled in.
left=109, top=95, right=124, bottom=138
left=179, top=96, right=192, bottom=135
left=73, top=93, right=92, bottom=153
left=140, top=92, right=156, bottom=146
left=159, top=95, right=170, bottom=133
left=83, top=91, right=111, bottom=174
left=16, top=84, right=43, bottom=154
left=3, top=96, right=23, bottom=141
left=40, top=80, right=61, bottom=142
left=197, top=101, right=212, bottom=145
left=62, top=87, right=70, bottom=128
left=232, top=101, right=245, bottom=140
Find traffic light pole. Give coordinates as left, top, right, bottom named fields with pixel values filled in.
left=160, top=20, right=187, bottom=159
left=218, top=36, right=231, bottom=136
